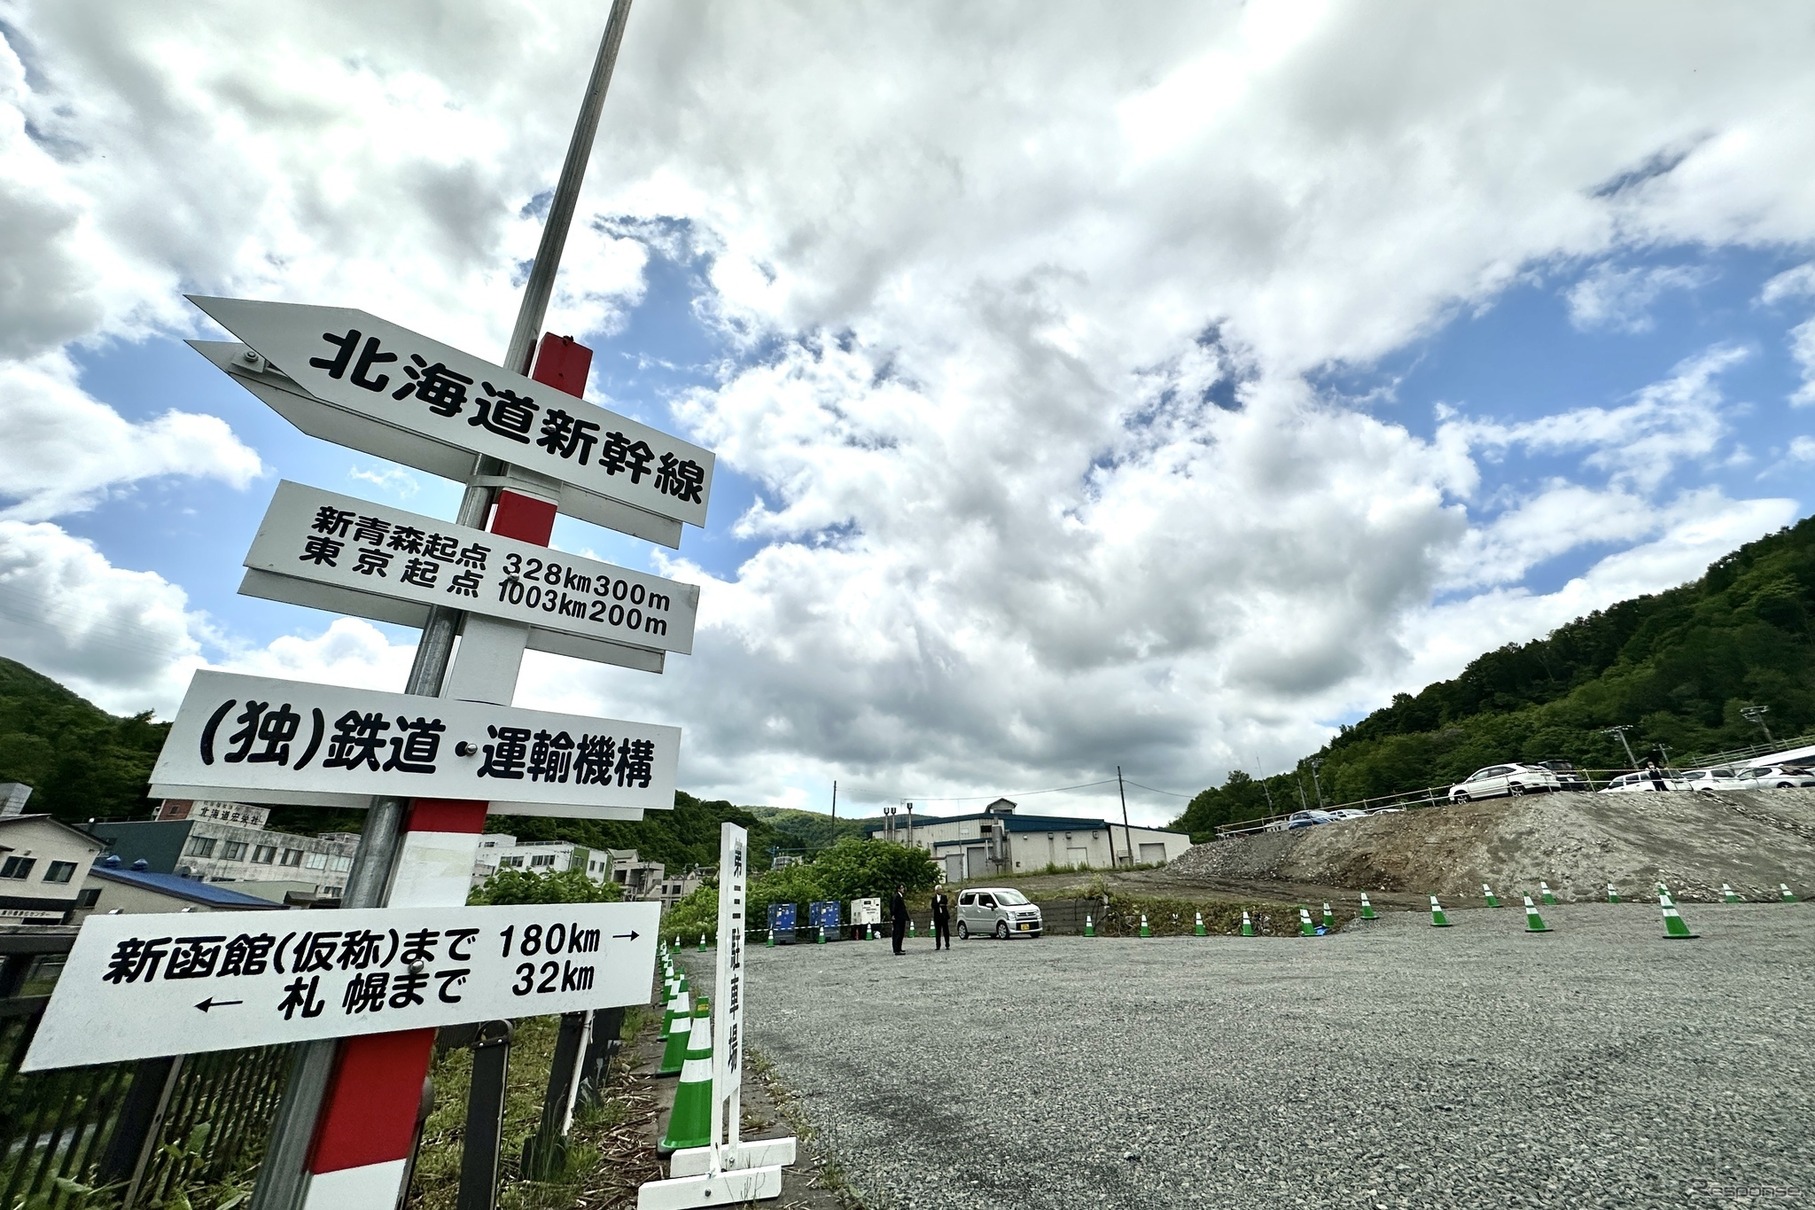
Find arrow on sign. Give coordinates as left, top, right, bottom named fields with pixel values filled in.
left=196, top=998, right=243, bottom=1012
left=614, top=930, right=640, bottom=941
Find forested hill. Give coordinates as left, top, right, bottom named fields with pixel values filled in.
left=1174, top=516, right=1815, bottom=839
left=0, top=658, right=169, bottom=822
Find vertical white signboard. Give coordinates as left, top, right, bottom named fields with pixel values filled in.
left=658, top=823, right=794, bottom=1190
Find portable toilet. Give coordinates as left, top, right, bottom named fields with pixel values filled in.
left=768, top=902, right=799, bottom=945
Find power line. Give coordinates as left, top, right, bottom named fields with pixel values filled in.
left=892, top=778, right=1121, bottom=803
left=1123, top=779, right=1193, bottom=799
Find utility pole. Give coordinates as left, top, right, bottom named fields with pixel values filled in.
left=1116, top=766, right=1132, bottom=869
left=831, top=779, right=837, bottom=820
left=1604, top=725, right=1639, bottom=770
left=1742, top=705, right=1775, bottom=745
left=250, top=7, right=635, bottom=1208
left=1308, top=758, right=1326, bottom=808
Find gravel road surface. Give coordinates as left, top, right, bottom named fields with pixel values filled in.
left=684, top=903, right=1814, bottom=1209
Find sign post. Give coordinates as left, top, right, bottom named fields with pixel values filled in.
left=640, top=824, right=794, bottom=1205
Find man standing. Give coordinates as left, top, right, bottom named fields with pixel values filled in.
left=890, top=884, right=908, bottom=956
left=931, top=888, right=951, bottom=950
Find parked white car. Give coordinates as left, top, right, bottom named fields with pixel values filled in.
left=1447, top=763, right=1562, bottom=803
left=1327, top=808, right=1369, bottom=821
left=1598, top=771, right=1688, bottom=793
left=1676, top=767, right=1748, bottom=791
left=1733, top=765, right=1815, bottom=789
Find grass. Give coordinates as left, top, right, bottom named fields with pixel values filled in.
left=407, top=1009, right=662, bottom=1210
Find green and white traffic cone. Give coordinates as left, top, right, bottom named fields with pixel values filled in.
left=1429, top=895, right=1452, bottom=928
left=673, top=935, right=680, bottom=949
left=657, top=980, right=693, bottom=1076
left=1321, top=903, right=1335, bottom=930
left=1782, top=883, right=1799, bottom=903
left=1193, top=912, right=1207, bottom=937
left=1607, top=883, right=1620, bottom=904
left=658, top=977, right=682, bottom=1042
left=909, top=920, right=917, bottom=938
left=1139, top=913, right=1152, bottom=938
left=766, top=928, right=775, bottom=948
left=698, top=932, right=708, bottom=952
left=817, top=925, right=826, bottom=945
left=1240, top=910, right=1255, bottom=937
left=1298, top=907, right=1316, bottom=937
left=657, top=997, right=714, bottom=1155
left=1358, top=893, right=1377, bottom=920
left=1660, top=893, right=1698, bottom=940
left=1656, top=881, right=1671, bottom=903
left=1522, top=894, right=1551, bottom=933
left=1539, top=881, right=1557, bottom=906
left=1084, top=914, right=1096, bottom=937
left=1722, top=883, right=1741, bottom=904
left=1482, top=884, right=1500, bottom=908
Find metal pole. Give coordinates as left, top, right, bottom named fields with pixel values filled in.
left=250, top=8, right=634, bottom=1207
left=1116, top=766, right=1131, bottom=868
left=830, top=779, right=837, bottom=820
left=1309, top=759, right=1325, bottom=808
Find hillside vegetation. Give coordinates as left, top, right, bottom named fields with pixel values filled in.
left=1175, top=516, right=1815, bottom=839
left=0, top=658, right=168, bottom=822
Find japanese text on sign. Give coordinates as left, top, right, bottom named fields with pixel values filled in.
left=23, top=902, right=661, bottom=1070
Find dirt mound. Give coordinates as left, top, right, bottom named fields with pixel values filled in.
left=1163, top=789, right=1815, bottom=902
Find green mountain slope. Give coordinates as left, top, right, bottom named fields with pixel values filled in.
left=0, top=658, right=169, bottom=822
left=1174, top=516, right=1815, bottom=839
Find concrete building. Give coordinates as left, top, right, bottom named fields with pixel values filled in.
left=868, top=798, right=1191, bottom=882
left=607, top=851, right=664, bottom=899
left=89, top=815, right=358, bottom=902
left=0, top=814, right=107, bottom=924
left=655, top=869, right=706, bottom=907
left=81, top=858, right=287, bottom=917
left=471, top=838, right=668, bottom=898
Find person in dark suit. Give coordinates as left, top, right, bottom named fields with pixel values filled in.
left=930, top=888, right=951, bottom=950
left=889, top=885, right=908, bottom=955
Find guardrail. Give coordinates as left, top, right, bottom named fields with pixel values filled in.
left=1682, top=733, right=1815, bottom=770
left=1208, top=765, right=1727, bottom=840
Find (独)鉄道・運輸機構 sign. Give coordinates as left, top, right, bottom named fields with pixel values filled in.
left=242, top=481, right=699, bottom=674
left=21, top=901, right=660, bottom=1071
left=186, top=296, right=715, bottom=548
left=151, top=670, right=679, bottom=819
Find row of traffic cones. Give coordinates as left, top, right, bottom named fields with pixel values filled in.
left=1417, top=888, right=1703, bottom=938
left=654, top=943, right=719, bottom=1154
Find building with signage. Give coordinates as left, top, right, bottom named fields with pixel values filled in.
left=0, top=814, right=106, bottom=924
left=868, top=799, right=1191, bottom=883
left=88, top=814, right=358, bottom=902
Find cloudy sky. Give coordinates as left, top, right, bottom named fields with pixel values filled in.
left=4, top=1, right=1815, bottom=826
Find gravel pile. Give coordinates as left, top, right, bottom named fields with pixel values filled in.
left=691, top=903, right=1815, bottom=1210
left=1165, top=790, right=1815, bottom=903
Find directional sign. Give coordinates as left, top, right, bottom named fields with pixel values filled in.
left=151, top=670, right=679, bottom=819
left=22, top=901, right=660, bottom=1070
left=187, top=296, right=715, bottom=548
left=243, top=481, right=699, bottom=675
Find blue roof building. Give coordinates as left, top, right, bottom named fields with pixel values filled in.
left=867, top=798, right=1190, bottom=882
left=82, top=857, right=287, bottom=916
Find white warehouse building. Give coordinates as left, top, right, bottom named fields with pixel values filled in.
left=869, top=798, right=1190, bottom=882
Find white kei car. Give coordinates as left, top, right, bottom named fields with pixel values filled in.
left=1733, top=765, right=1815, bottom=789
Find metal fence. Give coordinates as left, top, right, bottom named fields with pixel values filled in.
left=0, top=929, right=292, bottom=1209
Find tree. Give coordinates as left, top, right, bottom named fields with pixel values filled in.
left=468, top=867, right=623, bottom=905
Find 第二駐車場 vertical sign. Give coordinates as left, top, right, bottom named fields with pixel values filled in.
left=187, top=296, right=715, bottom=547
left=714, top=824, right=747, bottom=1145
left=241, top=480, right=699, bottom=672
left=150, top=670, right=678, bottom=819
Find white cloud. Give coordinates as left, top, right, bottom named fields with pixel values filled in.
left=0, top=353, right=264, bottom=520
left=347, top=465, right=422, bottom=500
left=1758, top=261, right=1815, bottom=305
left=1789, top=317, right=1815, bottom=407
left=1789, top=435, right=1815, bottom=463
left=1565, top=262, right=1710, bottom=332
left=0, top=520, right=203, bottom=713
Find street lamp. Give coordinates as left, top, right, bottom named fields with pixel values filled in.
left=1742, top=705, right=1775, bottom=745
left=881, top=804, right=897, bottom=843
left=904, top=801, right=914, bottom=849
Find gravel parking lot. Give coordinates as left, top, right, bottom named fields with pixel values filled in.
left=682, top=903, right=1814, bottom=1210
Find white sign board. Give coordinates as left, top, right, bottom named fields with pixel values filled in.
left=243, top=481, right=698, bottom=673
left=151, top=670, right=679, bottom=819
left=187, top=296, right=715, bottom=548
left=23, top=901, right=659, bottom=1070
left=714, top=824, right=747, bottom=1144
left=850, top=897, right=882, bottom=926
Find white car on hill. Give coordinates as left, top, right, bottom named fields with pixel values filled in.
left=1599, top=771, right=1687, bottom=792
left=1734, top=765, right=1815, bottom=789
left=1327, top=808, right=1369, bottom=821
left=1446, top=763, right=1562, bottom=803
left=1676, top=767, right=1748, bottom=791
